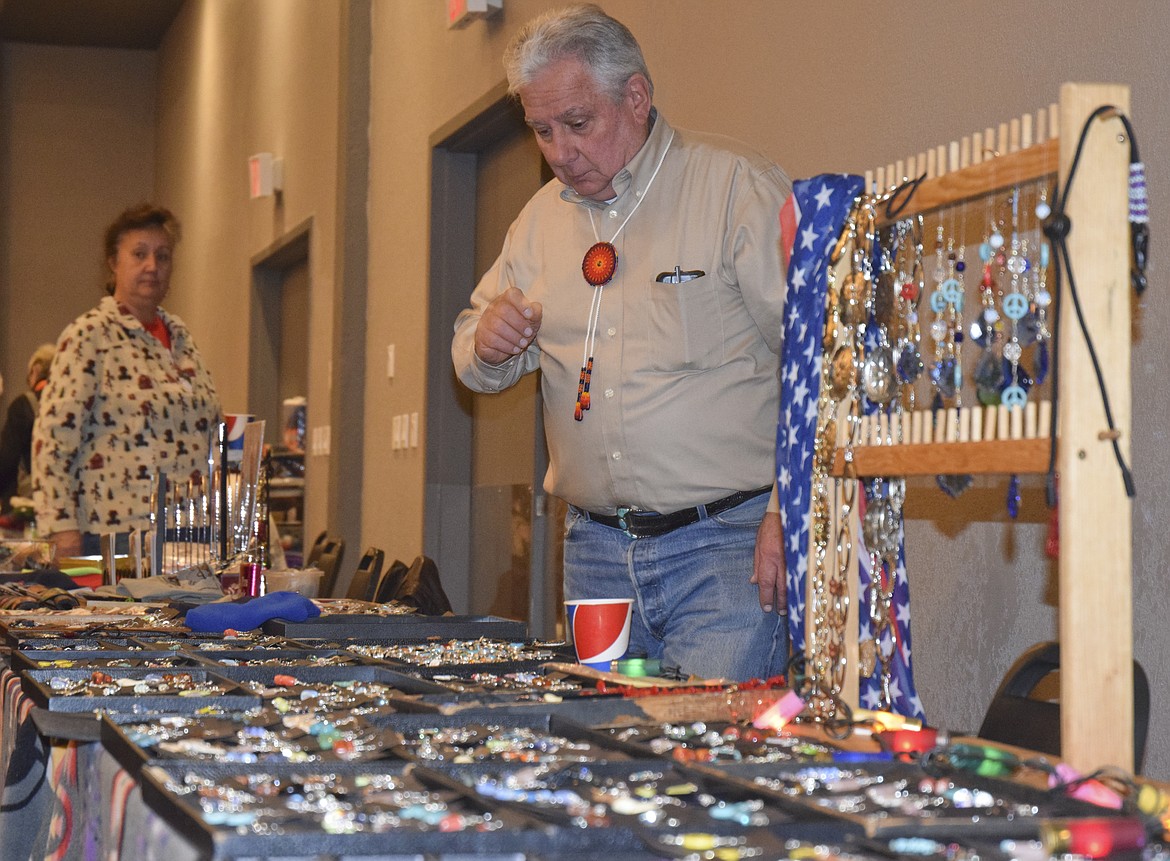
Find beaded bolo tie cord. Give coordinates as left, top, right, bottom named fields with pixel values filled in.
left=575, top=130, right=675, bottom=421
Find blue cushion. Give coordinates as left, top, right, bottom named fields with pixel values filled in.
left=185, top=590, right=320, bottom=633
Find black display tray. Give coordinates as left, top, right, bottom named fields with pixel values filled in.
left=387, top=688, right=646, bottom=725
left=186, top=647, right=365, bottom=668
left=213, top=662, right=421, bottom=710
left=370, top=711, right=632, bottom=765
left=21, top=666, right=260, bottom=714
left=2, top=620, right=186, bottom=646
left=4, top=636, right=143, bottom=651
left=697, top=758, right=1126, bottom=839
left=263, top=612, right=529, bottom=640
left=574, top=719, right=851, bottom=765
left=29, top=706, right=105, bottom=741
left=136, top=759, right=645, bottom=860
left=414, top=759, right=803, bottom=859
left=208, top=660, right=459, bottom=698
left=12, top=648, right=203, bottom=673
left=130, top=633, right=298, bottom=651
left=101, top=707, right=403, bottom=780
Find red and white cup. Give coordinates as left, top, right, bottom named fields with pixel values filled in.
left=565, top=598, right=634, bottom=670
left=223, top=413, right=254, bottom=464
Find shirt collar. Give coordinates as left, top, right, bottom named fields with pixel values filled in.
left=101, top=294, right=170, bottom=333
left=560, top=108, right=672, bottom=211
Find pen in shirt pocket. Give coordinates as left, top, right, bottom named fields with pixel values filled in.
left=655, top=266, right=705, bottom=284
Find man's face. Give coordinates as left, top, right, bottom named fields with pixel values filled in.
left=518, top=56, right=651, bottom=202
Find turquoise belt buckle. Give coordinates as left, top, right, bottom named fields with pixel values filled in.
left=616, top=506, right=635, bottom=538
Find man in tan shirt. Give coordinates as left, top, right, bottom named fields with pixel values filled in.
left=452, top=4, right=789, bottom=681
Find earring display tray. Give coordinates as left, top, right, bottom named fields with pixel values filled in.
left=415, top=666, right=600, bottom=695
left=100, top=708, right=405, bottom=779
left=2, top=617, right=185, bottom=646
left=5, top=636, right=143, bottom=651
left=384, top=688, right=645, bottom=727
left=415, top=757, right=799, bottom=830
left=192, top=651, right=461, bottom=695
left=696, top=759, right=1132, bottom=840
left=412, top=760, right=946, bottom=860
left=345, top=637, right=571, bottom=666
left=187, top=647, right=364, bottom=668
left=210, top=663, right=422, bottom=719
left=376, top=712, right=631, bottom=766
left=133, top=633, right=298, bottom=651
left=569, top=719, right=852, bottom=766
left=21, top=666, right=260, bottom=714
left=12, top=649, right=204, bottom=673
left=136, top=759, right=646, bottom=861
left=136, top=757, right=937, bottom=861
left=262, top=612, right=529, bottom=641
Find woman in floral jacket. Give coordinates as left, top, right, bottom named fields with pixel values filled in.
left=33, top=203, right=221, bottom=557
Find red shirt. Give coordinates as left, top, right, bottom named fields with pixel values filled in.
left=144, top=315, right=172, bottom=350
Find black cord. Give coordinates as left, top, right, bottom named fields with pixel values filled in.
left=884, top=173, right=926, bottom=220
left=1044, top=104, right=1140, bottom=500
left=1046, top=191, right=1063, bottom=508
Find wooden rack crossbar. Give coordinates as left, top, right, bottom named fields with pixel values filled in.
left=876, top=138, right=1058, bottom=224
left=835, top=439, right=1049, bottom=478
left=832, top=401, right=1054, bottom=477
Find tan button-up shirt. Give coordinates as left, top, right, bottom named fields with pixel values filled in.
left=452, top=112, right=790, bottom=516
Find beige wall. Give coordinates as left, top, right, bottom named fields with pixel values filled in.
left=155, top=0, right=344, bottom=556
left=2, top=0, right=1166, bottom=777
left=0, top=43, right=155, bottom=421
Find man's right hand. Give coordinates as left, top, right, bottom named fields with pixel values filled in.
left=474, top=287, right=543, bottom=365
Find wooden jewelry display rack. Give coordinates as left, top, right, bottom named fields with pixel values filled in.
left=817, top=83, right=1134, bottom=773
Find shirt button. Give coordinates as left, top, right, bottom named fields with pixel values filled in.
left=608, top=209, right=618, bottom=219
left=604, top=389, right=614, bottom=399
left=607, top=327, right=616, bottom=337
left=612, top=451, right=622, bottom=461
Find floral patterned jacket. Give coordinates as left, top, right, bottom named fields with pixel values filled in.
left=33, top=296, right=221, bottom=535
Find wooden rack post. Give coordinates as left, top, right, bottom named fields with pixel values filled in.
left=1055, top=82, right=1132, bottom=773
left=816, top=83, right=1134, bottom=772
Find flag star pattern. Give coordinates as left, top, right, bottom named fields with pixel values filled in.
left=777, top=174, right=860, bottom=658
left=776, top=174, right=925, bottom=722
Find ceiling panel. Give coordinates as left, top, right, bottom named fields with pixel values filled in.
left=0, top=0, right=183, bottom=50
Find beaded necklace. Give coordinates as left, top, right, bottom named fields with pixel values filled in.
left=574, top=129, right=675, bottom=421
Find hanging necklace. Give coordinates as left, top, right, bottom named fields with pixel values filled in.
left=574, top=129, right=675, bottom=421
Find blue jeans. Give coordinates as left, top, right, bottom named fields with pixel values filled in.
left=563, top=492, right=786, bottom=681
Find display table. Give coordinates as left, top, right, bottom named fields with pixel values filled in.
left=0, top=613, right=1162, bottom=861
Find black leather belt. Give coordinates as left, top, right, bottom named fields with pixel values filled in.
left=582, top=486, right=772, bottom=539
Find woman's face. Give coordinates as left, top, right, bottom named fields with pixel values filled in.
left=109, top=226, right=174, bottom=312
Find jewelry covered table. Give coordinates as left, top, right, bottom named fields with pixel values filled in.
left=1, top=619, right=1165, bottom=861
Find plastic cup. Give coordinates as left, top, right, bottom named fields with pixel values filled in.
left=224, top=413, right=255, bottom=463
left=564, top=598, right=634, bottom=670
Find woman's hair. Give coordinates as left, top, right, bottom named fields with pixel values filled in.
left=103, top=203, right=181, bottom=294
left=27, top=343, right=56, bottom=383
left=504, top=4, right=652, bottom=103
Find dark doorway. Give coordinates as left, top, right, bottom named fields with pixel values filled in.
left=425, top=84, right=563, bottom=636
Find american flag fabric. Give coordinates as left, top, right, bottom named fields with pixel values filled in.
left=777, top=174, right=925, bottom=720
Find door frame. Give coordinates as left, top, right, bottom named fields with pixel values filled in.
left=425, top=82, right=559, bottom=636
left=249, top=217, right=312, bottom=448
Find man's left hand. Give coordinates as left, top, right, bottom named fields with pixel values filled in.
left=751, top=511, right=787, bottom=613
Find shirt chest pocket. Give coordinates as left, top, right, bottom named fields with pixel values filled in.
left=643, top=274, right=725, bottom=372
